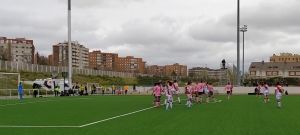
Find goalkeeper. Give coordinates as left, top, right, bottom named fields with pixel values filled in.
left=18, top=82, right=23, bottom=99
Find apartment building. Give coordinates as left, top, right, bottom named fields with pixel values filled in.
left=249, top=61, right=300, bottom=78
left=270, top=53, right=300, bottom=62
left=88, top=50, right=118, bottom=70
left=116, top=56, right=146, bottom=74
left=52, top=41, right=89, bottom=68
left=165, top=63, right=187, bottom=77
left=188, top=67, right=221, bottom=79
left=0, top=37, right=35, bottom=63
left=48, top=54, right=53, bottom=66
left=146, top=65, right=166, bottom=76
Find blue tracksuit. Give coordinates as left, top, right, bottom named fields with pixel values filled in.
left=18, top=84, right=23, bottom=99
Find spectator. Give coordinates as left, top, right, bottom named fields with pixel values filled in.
left=112, top=85, right=116, bottom=95
left=124, top=85, right=129, bottom=95
left=91, top=84, right=96, bottom=95
left=133, top=84, right=136, bottom=92
left=102, top=86, right=106, bottom=95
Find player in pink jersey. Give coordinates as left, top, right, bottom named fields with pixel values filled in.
left=197, top=81, right=204, bottom=104
left=193, top=82, right=199, bottom=102
left=208, top=83, right=216, bottom=102
left=225, top=83, right=232, bottom=99
left=185, top=81, right=193, bottom=108
left=152, top=83, right=162, bottom=107
left=256, top=82, right=262, bottom=98
left=173, top=80, right=181, bottom=104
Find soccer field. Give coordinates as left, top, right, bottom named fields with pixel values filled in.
left=0, top=94, right=299, bottom=135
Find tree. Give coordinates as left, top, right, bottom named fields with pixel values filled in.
left=0, top=47, right=8, bottom=61
left=22, top=52, right=33, bottom=63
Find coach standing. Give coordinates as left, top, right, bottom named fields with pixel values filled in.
left=18, top=82, right=23, bottom=99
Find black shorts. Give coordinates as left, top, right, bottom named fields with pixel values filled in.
left=256, top=90, right=260, bottom=93
left=210, top=91, right=214, bottom=95
left=155, top=96, right=161, bottom=99
left=227, top=91, right=231, bottom=94
left=198, top=92, right=203, bottom=95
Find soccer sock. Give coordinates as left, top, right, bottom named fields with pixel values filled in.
left=278, top=102, right=281, bottom=107
left=166, top=102, right=169, bottom=109
left=170, top=102, right=173, bottom=108
left=164, top=99, right=167, bottom=104
left=264, top=98, right=266, bottom=103
left=155, top=102, right=158, bottom=107
left=213, top=97, right=216, bottom=102
left=268, top=98, right=270, bottom=102
left=188, top=101, right=191, bottom=107
left=178, top=97, right=181, bottom=103
left=200, top=97, right=202, bottom=103
left=196, top=97, right=199, bottom=102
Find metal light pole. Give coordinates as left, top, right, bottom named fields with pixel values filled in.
left=237, top=0, right=240, bottom=86
left=239, top=25, right=247, bottom=84
left=68, top=0, right=72, bottom=88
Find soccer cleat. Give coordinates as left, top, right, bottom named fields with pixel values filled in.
left=166, top=108, right=170, bottom=110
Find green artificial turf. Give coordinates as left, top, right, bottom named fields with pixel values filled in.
left=0, top=94, right=299, bottom=135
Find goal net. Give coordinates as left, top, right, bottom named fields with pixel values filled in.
left=0, top=72, right=20, bottom=99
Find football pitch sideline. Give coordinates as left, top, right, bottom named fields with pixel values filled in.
left=0, top=95, right=299, bottom=135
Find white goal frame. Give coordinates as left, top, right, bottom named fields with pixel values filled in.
left=0, top=72, right=20, bottom=99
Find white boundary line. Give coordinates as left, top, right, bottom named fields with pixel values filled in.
left=0, top=98, right=91, bottom=107
left=0, top=125, right=79, bottom=128
left=1, top=99, right=220, bottom=128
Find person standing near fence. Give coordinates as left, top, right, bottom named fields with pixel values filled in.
left=54, top=86, right=59, bottom=97
left=112, top=85, right=116, bottom=95
left=102, top=85, right=106, bottom=95
left=18, top=82, right=23, bottom=99
left=124, top=85, right=129, bottom=95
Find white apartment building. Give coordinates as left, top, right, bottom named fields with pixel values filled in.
left=52, top=41, right=88, bottom=68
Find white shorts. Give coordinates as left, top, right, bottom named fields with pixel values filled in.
left=204, top=89, right=209, bottom=95
left=276, top=94, right=282, bottom=100
left=264, top=91, right=269, bottom=96
left=167, top=95, right=173, bottom=101
left=172, top=90, right=179, bottom=95
left=187, top=94, right=192, bottom=99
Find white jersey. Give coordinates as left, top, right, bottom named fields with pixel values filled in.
left=262, top=84, right=269, bottom=92
left=173, top=83, right=179, bottom=91
left=165, top=85, right=172, bottom=96
left=275, top=85, right=283, bottom=95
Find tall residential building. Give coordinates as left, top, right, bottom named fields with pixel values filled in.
left=48, top=54, right=53, bottom=66
left=188, top=67, right=221, bottom=79
left=116, top=56, right=146, bottom=74
left=0, top=37, right=35, bottom=63
left=270, top=53, right=300, bottom=62
left=52, top=41, right=89, bottom=68
left=165, top=63, right=187, bottom=76
left=88, top=50, right=118, bottom=70
left=146, top=65, right=166, bottom=76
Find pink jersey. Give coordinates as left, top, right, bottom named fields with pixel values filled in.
left=193, top=84, right=198, bottom=93
left=209, top=85, right=214, bottom=92
left=225, top=85, right=231, bottom=91
left=154, top=85, right=161, bottom=96
left=198, top=83, right=203, bottom=92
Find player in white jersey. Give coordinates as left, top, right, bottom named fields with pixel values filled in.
left=164, top=81, right=170, bottom=105
left=173, top=80, right=181, bottom=104
left=185, top=81, right=193, bottom=108
left=262, top=82, right=270, bottom=103
left=165, top=81, right=174, bottom=110
left=275, top=82, right=284, bottom=108
left=203, top=81, right=209, bottom=102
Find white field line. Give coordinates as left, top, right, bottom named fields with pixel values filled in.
left=0, top=125, right=79, bottom=128
left=1, top=98, right=218, bottom=128
left=0, top=98, right=91, bottom=107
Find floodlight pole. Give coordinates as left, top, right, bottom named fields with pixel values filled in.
left=68, top=0, right=72, bottom=89
left=237, top=0, right=240, bottom=86
left=239, top=25, right=247, bottom=84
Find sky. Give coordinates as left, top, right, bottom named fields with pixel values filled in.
left=1, top=0, right=300, bottom=72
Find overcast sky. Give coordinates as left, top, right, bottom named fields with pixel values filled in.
left=1, top=0, right=300, bottom=72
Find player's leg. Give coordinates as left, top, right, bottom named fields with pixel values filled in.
left=227, top=91, right=230, bottom=99
left=276, top=95, right=282, bottom=108
left=176, top=91, right=181, bottom=104
left=199, top=92, right=203, bottom=103
left=264, top=92, right=267, bottom=103
left=267, top=94, right=270, bottom=103
left=211, top=92, right=216, bottom=102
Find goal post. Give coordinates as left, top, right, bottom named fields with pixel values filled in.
left=0, top=72, right=20, bottom=99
